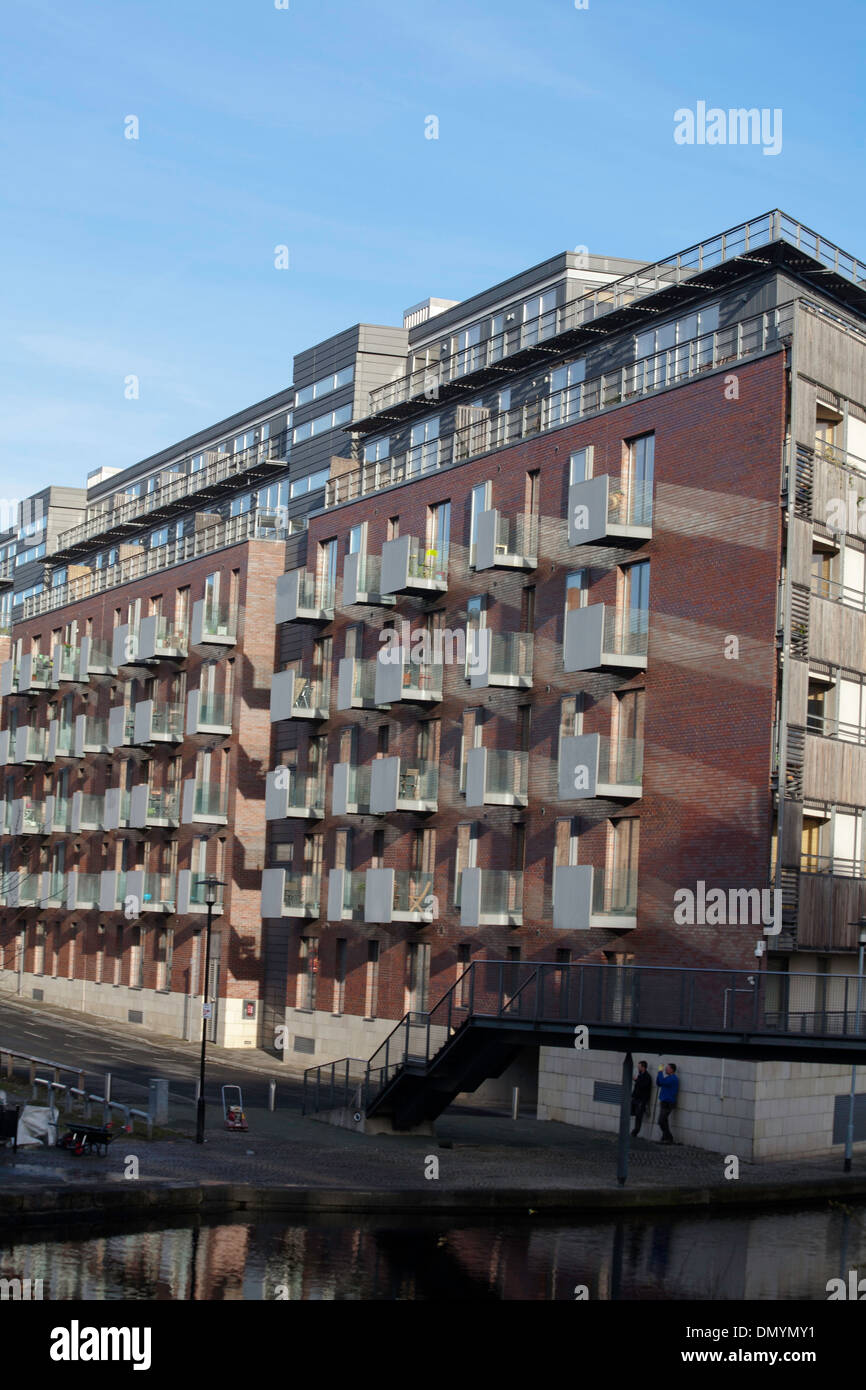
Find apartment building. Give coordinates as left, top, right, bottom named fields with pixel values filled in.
left=264, top=212, right=866, bottom=1157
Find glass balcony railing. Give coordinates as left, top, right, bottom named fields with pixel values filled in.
left=17, top=727, right=48, bottom=763
left=78, top=716, right=110, bottom=754
left=603, top=608, right=649, bottom=660
left=483, top=632, right=533, bottom=685
left=53, top=644, right=79, bottom=681
left=395, top=759, right=439, bottom=807
left=139, top=872, right=176, bottom=912
left=187, top=874, right=225, bottom=910
left=75, top=793, right=104, bottom=830
left=406, top=537, right=448, bottom=586
left=290, top=677, right=328, bottom=717
left=49, top=795, right=71, bottom=832
left=143, top=788, right=180, bottom=824
left=344, top=764, right=372, bottom=811
left=196, top=692, right=233, bottom=730
left=18, top=797, right=45, bottom=834
left=82, top=641, right=113, bottom=675
left=50, top=721, right=75, bottom=758
left=396, top=656, right=444, bottom=701
left=591, top=865, right=638, bottom=917
left=351, top=553, right=392, bottom=603
left=349, top=660, right=378, bottom=705
left=283, top=771, right=326, bottom=817
left=336, top=868, right=366, bottom=915
left=192, top=783, right=228, bottom=820
left=608, top=479, right=653, bottom=529
left=597, top=736, right=644, bottom=788
left=298, top=571, right=335, bottom=614
left=482, top=749, right=529, bottom=802
left=280, top=872, right=319, bottom=915
left=392, top=869, right=436, bottom=919
left=197, top=602, right=237, bottom=644
left=149, top=615, right=187, bottom=659
left=42, top=871, right=66, bottom=906
left=460, top=869, right=524, bottom=924
left=489, top=512, right=539, bottom=563
left=149, top=702, right=185, bottom=741
left=70, top=872, right=100, bottom=908
left=22, top=653, right=56, bottom=690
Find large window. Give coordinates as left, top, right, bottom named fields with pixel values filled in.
left=292, top=405, right=352, bottom=443
left=363, top=436, right=390, bottom=464
left=408, top=417, right=440, bottom=475
left=548, top=359, right=586, bottom=428
left=469, top=482, right=490, bottom=566
left=295, top=366, right=353, bottom=408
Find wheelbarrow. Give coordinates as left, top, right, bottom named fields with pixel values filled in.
left=222, top=1085, right=248, bottom=1132
left=57, top=1121, right=115, bottom=1156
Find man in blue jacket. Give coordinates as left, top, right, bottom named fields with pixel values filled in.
left=656, top=1062, right=679, bottom=1144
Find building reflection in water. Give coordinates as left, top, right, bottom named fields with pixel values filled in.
left=0, top=1205, right=864, bottom=1301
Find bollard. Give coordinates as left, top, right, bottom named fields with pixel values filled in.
left=148, top=1079, right=169, bottom=1126
left=511, top=1086, right=520, bottom=1121
left=268, top=1080, right=276, bottom=1112
left=103, top=1072, right=111, bottom=1125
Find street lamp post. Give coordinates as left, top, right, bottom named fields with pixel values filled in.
left=843, top=919, right=866, bottom=1173
left=196, top=876, right=227, bottom=1145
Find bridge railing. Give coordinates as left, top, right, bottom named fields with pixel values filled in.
left=302, top=961, right=866, bottom=1116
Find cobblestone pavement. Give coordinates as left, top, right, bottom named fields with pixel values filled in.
left=2, top=1102, right=864, bottom=1195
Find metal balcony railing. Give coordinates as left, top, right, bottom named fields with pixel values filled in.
left=800, top=853, right=866, bottom=880
left=810, top=573, right=866, bottom=614
left=327, top=299, right=795, bottom=508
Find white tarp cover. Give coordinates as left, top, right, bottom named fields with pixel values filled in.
left=16, top=1105, right=58, bottom=1147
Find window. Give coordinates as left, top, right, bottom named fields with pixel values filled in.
left=363, top=436, right=390, bottom=464
left=454, top=822, right=477, bottom=905
left=295, top=365, right=354, bottom=408
left=608, top=817, right=640, bottom=911
left=405, top=942, right=431, bottom=1013
left=347, top=523, right=365, bottom=558
left=457, top=945, right=472, bottom=1008
left=469, top=482, right=490, bottom=565
left=555, top=816, right=580, bottom=867
left=333, top=939, right=347, bottom=1014
left=560, top=694, right=584, bottom=740
left=364, top=941, right=380, bottom=1019
left=297, top=937, right=319, bottom=1010
left=229, top=492, right=251, bottom=518
left=290, top=468, right=330, bottom=497
left=624, top=560, right=650, bottom=633
left=517, top=704, right=531, bottom=753
left=548, top=359, right=586, bottom=427
left=292, top=406, right=352, bottom=444
left=522, top=289, right=558, bottom=346
left=408, top=417, right=440, bottom=476
left=565, top=569, right=588, bottom=613
left=625, top=435, right=654, bottom=526
left=427, top=501, right=451, bottom=568
left=452, top=323, right=482, bottom=375
left=465, top=594, right=486, bottom=676
left=460, top=709, right=482, bottom=791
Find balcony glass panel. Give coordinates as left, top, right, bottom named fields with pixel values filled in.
left=187, top=875, right=225, bottom=910
left=150, top=703, right=184, bottom=739
left=492, top=512, right=538, bottom=559
left=281, top=871, right=320, bottom=914
left=487, top=632, right=533, bottom=682
left=392, top=869, right=436, bottom=918
left=610, top=479, right=653, bottom=529
left=193, top=783, right=228, bottom=818
left=55, top=645, right=79, bottom=680
left=406, top=536, right=448, bottom=584
left=197, top=693, right=232, bottom=728
left=152, top=615, right=188, bottom=656
left=603, top=607, right=649, bottom=659
left=199, top=603, right=237, bottom=642
left=77, top=793, right=104, bottom=828
left=74, top=872, right=101, bottom=906
left=598, top=736, right=644, bottom=786
left=397, top=760, right=439, bottom=804
left=19, top=797, right=45, bottom=833
left=140, top=872, right=176, bottom=911
left=592, top=866, right=638, bottom=916
left=144, top=789, right=180, bottom=823
left=484, top=750, right=529, bottom=800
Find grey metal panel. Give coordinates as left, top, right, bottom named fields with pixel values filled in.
left=77, top=636, right=91, bottom=681
left=181, top=779, right=195, bottom=824
left=0, top=731, right=7, bottom=766
left=0, top=661, right=14, bottom=697
left=111, top=624, right=130, bottom=669
left=327, top=868, right=346, bottom=922
left=186, top=689, right=200, bottom=734
left=176, top=869, right=192, bottom=916
left=66, top=871, right=79, bottom=912
left=374, top=651, right=403, bottom=704
left=138, top=614, right=158, bottom=661
left=270, top=669, right=296, bottom=722
left=265, top=770, right=288, bottom=821
left=103, top=788, right=121, bottom=831
left=99, top=870, right=118, bottom=913
left=380, top=535, right=409, bottom=595
left=474, top=509, right=498, bottom=571
left=564, top=604, right=604, bottom=673
left=370, top=756, right=399, bottom=814
left=336, top=658, right=354, bottom=711
left=14, top=727, right=27, bottom=763
left=107, top=706, right=125, bottom=749
left=51, top=644, right=63, bottom=684
left=343, top=550, right=361, bottom=605
left=44, top=796, right=55, bottom=831
left=558, top=734, right=600, bottom=801
left=568, top=475, right=609, bottom=546
left=189, top=600, right=205, bottom=648
left=468, top=628, right=492, bottom=688
left=553, top=866, right=594, bottom=930
left=70, top=791, right=83, bottom=834
left=129, top=784, right=148, bottom=828
left=465, top=747, right=487, bottom=807
left=47, top=720, right=58, bottom=760
left=275, top=570, right=300, bottom=624
left=126, top=869, right=144, bottom=915
left=261, top=868, right=286, bottom=919
left=74, top=713, right=86, bottom=759
left=365, top=867, right=394, bottom=923
left=19, top=653, right=33, bottom=689
left=133, top=700, right=154, bottom=744
left=332, top=763, right=350, bottom=816
left=460, top=867, right=482, bottom=928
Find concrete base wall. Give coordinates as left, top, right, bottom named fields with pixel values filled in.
left=537, top=1045, right=866, bottom=1161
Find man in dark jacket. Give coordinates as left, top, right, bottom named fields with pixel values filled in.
left=656, top=1062, right=679, bottom=1143
left=631, top=1060, right=652, bottom=1137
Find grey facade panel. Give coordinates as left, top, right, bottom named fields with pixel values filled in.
left=380, top=534, right=409, bottom=594
left=261, top=868, right=285, bottom=920
left=327, top=867, right=346, bottom=922
left=568, top=476, right=609, bottom=547
left=563, top=604, right=604, bottom=673
left=474, top=509, right=498, bottom=571
left=465, top=747, right=487, bottom=807
left=369, top=756, right=399, bottom=814
left=364, top=867, right=394, bottom=924
left=559, top=734, right=600, bottom=801
left=553, top=866, right=593, bottom=930
left=331, top=762, right=350, bottom=816
left=270, top=669, right=296, bottom=722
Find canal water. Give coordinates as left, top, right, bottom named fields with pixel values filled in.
left=3, top=1203, right=865, bottom=1300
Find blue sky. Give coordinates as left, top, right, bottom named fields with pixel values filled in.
left=2, top=0, right=863, bottom=497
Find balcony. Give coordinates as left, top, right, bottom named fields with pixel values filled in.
left=326, top=867, right=366, bottom=920
left=129, top=785, right=180, bottom=829
left=380, top=536, right=448, bottom=597
left=465, top=748, right=529, bottom=807
left=12, top=797, right=45, bottom=835
left=177, top=870, right=225, bottom=915
left=40, top=870, right=67, bottom=908
left=137, top=614, right=187, bottom=663
left=74, top=714, right=111, bottom=757
left=468, top=631, right=533, bottom=689
left=374, top=648, right=443, bottom=704
left=186, top=689, right=232, bottom=736
left=336, top=657, right=385, bottom=711
left=14, top=726, right=48, bottom=764
left=275, top=569, right=335, bottom=623
left=552, top=864, right=637, bottom=930
left=71, top=792, right=105, bottom=832
left=331, top=763, right=372, bottom=815
left=77, top=637, right=114, bottom=678
left=265, top=769, right=326, bottom=821
left=111, top=624, right=149, bottom=671
left=103, top=788, right=131, bottom=830
left=459, top=869, right=523, bottom=927
left=558, top=734, right=644, bottom=801
left=133, top=699, right=184, bottom=745
left=190, top=600, right=237, bottom=653
left=564, top=604, right=649, bottom=672
left=358, top=867, right=435, bottom=925
left=44, top=794, right=71, bottom=834
left=127, top=869, right=176, bottom=913
left=342, top=552, right=395, bottom=607
left=52, top=643, right=81, bottom=683
left=66, top=871, right=100, bottom=910
left=107, top=706, right=136, bottom=750
left=568, top=476, right=653, bottom=546
left=0, top=661, right=18, bottom=697
left=47, top=718, right=75, bottom=760
left=369, top=757, right=438, bottom=813
left=261, top=868, right=320, bottom=919
left=181, top=779, right=228, bottom=825
left=474, top=511, right=538, bottom=571
left=7, top=871, right=41, bottom=907
left=18, top=652, right=57, bottom=693
left=270, top=669, right=329, bottom=721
